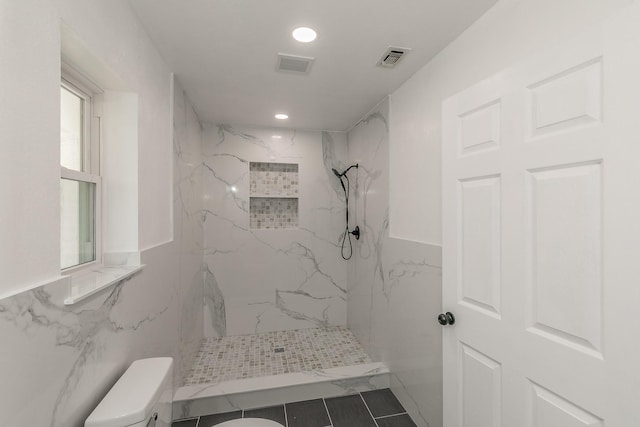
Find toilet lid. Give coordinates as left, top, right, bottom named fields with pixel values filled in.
left=213, top=419, right=284, bottom=427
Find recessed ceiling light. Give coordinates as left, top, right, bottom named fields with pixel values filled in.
left=292, top=27, right=317, bottom=43
left=272, top=135, right=282, bottom=139
left=275, top=113, right=289, bottom=120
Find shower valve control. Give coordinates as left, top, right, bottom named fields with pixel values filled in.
left=437, top=312, right=455, bottom=326
left=351, top=226, right=360, bottom=240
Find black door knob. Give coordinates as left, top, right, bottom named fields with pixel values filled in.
left=437, top=312, right=455, bottom=326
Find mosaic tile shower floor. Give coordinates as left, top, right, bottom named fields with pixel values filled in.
left=184, top=326, right=372, bottom=386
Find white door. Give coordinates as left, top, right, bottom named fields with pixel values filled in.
left=442, top=5, right=640, bottom=427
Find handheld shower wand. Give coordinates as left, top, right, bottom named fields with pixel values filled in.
left=332, top=164, right=360, bottom=260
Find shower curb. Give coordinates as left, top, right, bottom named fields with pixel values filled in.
left=172, top=362, right=390, bottom=420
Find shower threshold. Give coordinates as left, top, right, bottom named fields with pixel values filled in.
left=173, top=326, right=389, bottom=420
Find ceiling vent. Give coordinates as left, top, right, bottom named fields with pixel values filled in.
left=277, top=53, right=314, bottom=74
left=377, top=47, right=411, bottom=68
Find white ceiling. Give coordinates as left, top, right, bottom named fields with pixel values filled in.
left=129, top=0, right=497, bottom=131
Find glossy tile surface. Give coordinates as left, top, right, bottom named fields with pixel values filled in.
left=376, top=414, right=418, bottom=427
left=346, top=98, right=443, bottom=427
left=172, top=389, right=413, bottom=427
left=361, top=388, right=406, bottom=418
left=244, top=405, right=286, bottom=425
left=286, top=399, right=330, bottom=427
left=325, top=394, right=376, bottom=427
left=202, top=126, right=349, bottom=337
left=172, top=420, right=198, bottom=427
left=199, top=411, right=242, bottom=426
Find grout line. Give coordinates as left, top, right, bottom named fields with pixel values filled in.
left=283, top=403, right=289, bottom=427
left=322, top=397, right=335, bottom=427
left=359, top=393, right=380, bottom=427
left=374, top=411, right=409, bottom=420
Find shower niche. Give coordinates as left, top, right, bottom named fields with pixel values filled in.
left=249, top=162, right=299, bottom=229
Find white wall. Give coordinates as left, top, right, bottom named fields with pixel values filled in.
left=0, top=1, right=204, bottom=426
left=0, top=0, right=174, bottom=296
left=389, top=0, right=632, bottom=245
left=0, top=0, right=61, bottom=296
left=56, top=0, right=174, bottom=250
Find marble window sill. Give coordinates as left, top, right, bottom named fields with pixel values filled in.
left=64, top=264, right=145, bottom=305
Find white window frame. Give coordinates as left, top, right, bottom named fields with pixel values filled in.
left=60, top=65, right=103, bottom=274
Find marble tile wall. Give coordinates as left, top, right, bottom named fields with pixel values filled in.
left=202, top=125, right=348, bottom=337
left=0, top=80, right=204, bottom=427
left=173, top=83, right=206, bottom=386
left=347, top=98, right=443, bottom=427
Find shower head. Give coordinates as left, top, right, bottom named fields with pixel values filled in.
left=332, top=167, right=346, bottom=192
left=332, top=164, right=358, bottom=178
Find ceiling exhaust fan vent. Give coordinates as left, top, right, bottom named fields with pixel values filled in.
left=277, top=53, right=314, bottom=74
left=377, top=47, right=411, bottom=68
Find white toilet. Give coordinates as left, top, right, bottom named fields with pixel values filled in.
left=85, top=357, right=173, bottom=427
left=214, top=420, right=283, bottom=427
left=84, top=357, right=284, bottom=427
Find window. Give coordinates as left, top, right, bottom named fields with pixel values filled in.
left=60, top=72, right=101, bottom=271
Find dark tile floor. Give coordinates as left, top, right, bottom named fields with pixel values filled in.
left=172, top=389, right=417, bottom=427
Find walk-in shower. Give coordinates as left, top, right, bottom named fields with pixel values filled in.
left=332, top=164, right=360, bottom=260
left=174, top=326, right=388, bottom=420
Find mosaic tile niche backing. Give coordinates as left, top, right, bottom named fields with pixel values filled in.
left=249, top=162, right=299, bottom=229
left=250, top=162, right=298, bottom=196
left=250, top=197, right=298, bottom=229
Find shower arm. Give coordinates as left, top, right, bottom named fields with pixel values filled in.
left=341, top=164, right=358, bottom=176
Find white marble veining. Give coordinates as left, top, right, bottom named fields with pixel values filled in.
left=172, top=82, right=206, bottom=388
left=64, top=265, right=145, bottom=305
left=347, top=98, right=443, bottom=427
left=0, top=79, right=204, bottom=427
left=0, top=260, right=171, bottom=426
left=202, top=125, right=348, bottom=336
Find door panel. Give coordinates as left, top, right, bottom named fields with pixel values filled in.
left=526, top=162, right=603, bottom=357
left=459, top=175, right=502, bottom=317
left=528, top=382, right=603, bottom=427
left=460, top=344, right=502, bottom=427
left=459, top=100, right=502, bottom=156
left=526, top=58, right=602, bottom=138
left=442, top=5, right=640, bottom=426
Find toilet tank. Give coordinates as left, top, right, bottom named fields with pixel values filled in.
left=85, top=358, right=173, bottom=427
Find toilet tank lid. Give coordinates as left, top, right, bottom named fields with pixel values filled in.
left=85, top=358, right=173, bottom=427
